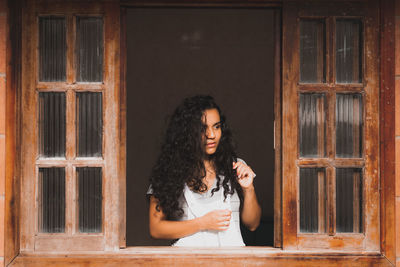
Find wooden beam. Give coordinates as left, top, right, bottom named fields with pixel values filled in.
left=379, top=0, right=396, bottom=264
left=119, top=6, right=127, bottom=249
left=281, top=0, right=298, bottom=250
left=20, top=0, right=36, bottom=252
left=120, top=0, right=282, bottom=8
left=273, top=8, right=282, bottom=248
left=9, top=252, right=393, bottom=267
left=4, top=0, right=22, bottom=264
left=103, top=0, right=121, bottom=251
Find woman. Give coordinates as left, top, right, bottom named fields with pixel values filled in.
left=148, top=95, right=261, bottom=246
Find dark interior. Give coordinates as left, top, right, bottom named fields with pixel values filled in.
left=126, top=8, right=277, bottom=246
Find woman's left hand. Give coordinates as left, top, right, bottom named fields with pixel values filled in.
left=233, top=161, right=255, bottom=190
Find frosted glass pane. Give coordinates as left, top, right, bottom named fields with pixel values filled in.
left=299, top=93, right=326, bottom=157
left=39, top=92, right=66, bottom=157
left=336, top=19, right=362, bottom=83
left=336, top=94, right=363, bottom=158
left=76, top=92, right=102, bottom=157
left=39, top=168, right=65, bottom=233
left=336, top=168, right=363, bottom=233
left=76, top=17, right=103, bottom=82
left=300, top=168, right=326, bottom=233
left=300, top=20, right=326, bottom=83
left=39, top=17, right=66, bottom=82
left=78, top=167, right=102, bottom=233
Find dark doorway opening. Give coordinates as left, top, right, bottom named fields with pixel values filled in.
left=126, top=7, right=277, bottom=246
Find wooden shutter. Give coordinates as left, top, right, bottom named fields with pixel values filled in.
left=282, top=0, right=379, bottom=251
left=20, top=1, right=121, bottom=251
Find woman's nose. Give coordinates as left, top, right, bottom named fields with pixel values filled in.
left=206, top=128, right=215, bottom=139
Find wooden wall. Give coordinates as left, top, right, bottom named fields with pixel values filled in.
left=396, top=0, right=400, bottom=265
left=0, top=0, right=7, bottom=266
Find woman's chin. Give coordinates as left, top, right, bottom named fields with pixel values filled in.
left=205, top=149, right=217, bottom=156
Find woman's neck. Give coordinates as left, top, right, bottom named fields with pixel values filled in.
left=203, top=160, right=216, bottom=188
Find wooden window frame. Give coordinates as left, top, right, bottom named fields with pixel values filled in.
left=4, top=0, right=396, bottom=266
left=282, top=1, right=380, bottom=251
left=19, top=1, right=121, bottom=252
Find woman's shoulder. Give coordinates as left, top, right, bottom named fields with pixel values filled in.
left=146, top=184, right=153, bottom=195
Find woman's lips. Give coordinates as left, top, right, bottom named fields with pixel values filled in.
left=206, top=142, right=216, bottom=148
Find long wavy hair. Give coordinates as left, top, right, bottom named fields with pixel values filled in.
left=150, top=95, right=243, bottom=220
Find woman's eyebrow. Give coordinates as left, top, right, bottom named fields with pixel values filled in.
left=213, top=121, right=221, bottom=126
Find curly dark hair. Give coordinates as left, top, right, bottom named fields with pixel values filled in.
left=149, top=95, right=243, bottom=220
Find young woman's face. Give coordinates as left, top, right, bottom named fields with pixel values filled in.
left=202, top=108, right=222, bottom=155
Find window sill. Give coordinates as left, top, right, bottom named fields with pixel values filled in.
left=19, top=246, right=383, bottom=256
left=12, top=248, right=390, bottom=267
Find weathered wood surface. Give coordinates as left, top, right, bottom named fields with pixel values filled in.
left=9, top=251, right=393, bottom=267
left=273, top=8, right=282, bottom=248
left=281, top=0, right=298, bottom=250
left=121, top=0, right=282, bottom=7
left=5, top=0, right=22, bottom=265
left=379, top=0, right=396, bottom=264
left=119, top=6, right=127, bottom=249
left=282, top=0, right=380, bottom=251
left=20, top=0, right=37, bottom=252
left=103, top=0, right=121, bottom=251
left=19, top=0, right=122, bottom=252
left=362, top=0, right=380, bottom=252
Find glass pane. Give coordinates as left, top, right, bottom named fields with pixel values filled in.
left=76, top=92, right=103, bottom=157
left=300, top=20, right=326, bottom=83
left=336, top=94, right=363, bottom=158
left=336, top=168, right=363, bottom=233
left=299, top=93, right=326, bottom=157
left=300, top=168, right=326, bottom=233
left=39, top=17, right=66, bottom=82
left=39, top=168, right=65, bottom=233
left=39, top=92, right=66, bottom=157
left=76, top=17, right=103, bottom=82
left=336, top=19, right=362, bottom=83
left=78, top=167, right=102, bottom=233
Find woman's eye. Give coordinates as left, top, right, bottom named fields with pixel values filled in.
left=214, top=125, right=220, bottom=129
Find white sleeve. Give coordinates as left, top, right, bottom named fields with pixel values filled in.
left=146, top=184, right=153, bottom=195
left=236, top=158, right=256, bottom=178
left=236, top=158, right=247, bottom=165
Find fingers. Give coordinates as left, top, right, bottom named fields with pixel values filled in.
left=217, top=212, right=231, bottom=221
left=215, top=209, right=231, bottom=230
left=218, top=220, right=230, bottom=226
left=219, top=209, right=232, bottom=216
left=216, top=218, right=231, bottom=230
left=204, top=209, right=233, bottom=231
left=218, top=225, right=230, bottom=230
left=238, top=165, right=247, bottom=178
left=233, top=162, right=253, bottom=179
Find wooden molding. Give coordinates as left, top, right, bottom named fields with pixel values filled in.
left=379, top=0, right=396, bottom=264
left=9, top=251, right=393, bottom=267
left=119, top=6, right=127, bottom=249
left=5, top=0, right=23, bottom=265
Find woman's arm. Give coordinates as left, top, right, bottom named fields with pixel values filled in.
left=233, top=161, right=262, bottom=231
left=240, top=185, right=261, bottom=231
left=149, top=196, right=232, bottom=239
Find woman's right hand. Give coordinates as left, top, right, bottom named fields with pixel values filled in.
left=149, top=196, right=232, bottom=239
left=198, top=209, right=232, bottom=231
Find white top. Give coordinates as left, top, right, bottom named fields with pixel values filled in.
left=147, top=159, right=252, bottom=247
left=175, top=176, right=244, bottom=247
